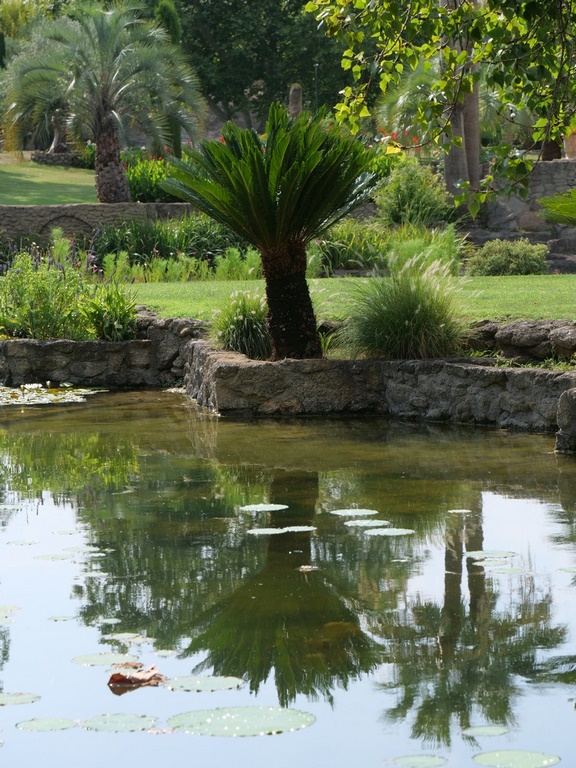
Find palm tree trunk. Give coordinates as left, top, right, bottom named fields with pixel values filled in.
left=261, top=241, right=322, bottom=361
left=95, top=121, right=131, bottom=203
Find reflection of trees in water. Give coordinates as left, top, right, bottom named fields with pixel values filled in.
left=372, top=502, right=566, bottom=746
left=0, top=627, right=10, bottom=688
left=182, top=471, right=382, bottom=707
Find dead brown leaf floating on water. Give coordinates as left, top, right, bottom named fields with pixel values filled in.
left=108, top=664, right=166, bottom=695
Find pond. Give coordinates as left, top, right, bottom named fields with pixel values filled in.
left=0, top=390, right=575, bottom=768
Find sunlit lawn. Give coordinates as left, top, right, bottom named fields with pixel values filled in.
left=0, top=159, right=97, bottom=205
left=133, top=274, right=576, bottom=323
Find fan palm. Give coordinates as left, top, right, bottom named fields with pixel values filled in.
left=2, top=2, right=205, bottom=202
left=164, top=103, right=379, bottom=360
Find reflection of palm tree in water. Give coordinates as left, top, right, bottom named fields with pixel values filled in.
left=182, top=471, right=382, bottom=707
left=376, top=497, right=566, bottom=746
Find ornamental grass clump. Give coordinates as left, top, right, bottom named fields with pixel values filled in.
left=212, top=291, right=271, bottom=360
left=340, top=253, right=464, bottom=359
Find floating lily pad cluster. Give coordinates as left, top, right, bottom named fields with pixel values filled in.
left=239, top=502, right=317, bottom=537
left=329, top=508, right=415, bottom=537
left=466, top=550, right=522, bottom=575
left=0, top=384, right=106, bottom=407
left=0, top=605, right=20, bottom=627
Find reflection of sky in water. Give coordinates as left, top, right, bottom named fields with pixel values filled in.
left=0, top=395, right=574, bottom=767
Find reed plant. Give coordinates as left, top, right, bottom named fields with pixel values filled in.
left=212, top=291, right=271, bottom=360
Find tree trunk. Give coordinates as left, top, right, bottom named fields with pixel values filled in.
left=463, top=78, right=481, bottom=190
left=95, top=121, right=131, bottom=203
left=261, top=241, right=322, bottom=360
left=443, top=101, right=469, bottom=196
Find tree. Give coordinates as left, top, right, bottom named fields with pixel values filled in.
left=178, top=0, right=351, bottom=127
left=2, top=2, right=205, bottom=202
left=155, top=0, right=183, bottom=157
left=164, top=104, right=379, bottom=360
left=305, top=0, right=576, bottom=207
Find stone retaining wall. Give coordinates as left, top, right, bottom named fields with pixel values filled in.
left=0, top=202, right=194, bottom=242
left=0, top=317, right=207, bottom=387
left=184, top=341, right=576, bottom=435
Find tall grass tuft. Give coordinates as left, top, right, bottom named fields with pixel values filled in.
left=340, top=253, right=464, bottom=359
left=212, top=291, right=271, bottom=360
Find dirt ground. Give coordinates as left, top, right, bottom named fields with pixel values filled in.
left=0, top=151, right=32, bottom=164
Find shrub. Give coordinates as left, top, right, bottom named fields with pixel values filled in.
left=374, top=157, right=455, bottom=227
left=125, top=156, right=180, bottom=203
left=465, top=238, right=548, bottom=276
left=90, top=213, right=248, bottom=265
left=311, top=218, right=390, bottom=273
left=79, top=282, right=137, bottom=341
left=339, top=253, right=464, bottom=359
left=212, top=291, right=271, bottom=360
left=213, top=248, right=262, bottom=280
left=386, top=224, right=465, bottom=276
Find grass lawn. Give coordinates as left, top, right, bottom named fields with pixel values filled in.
left=133, top=274, right=576, bottom=323
left=0, top=158, right=97, bottom=205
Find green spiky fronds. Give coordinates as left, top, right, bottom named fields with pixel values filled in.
left=164, top=104, right=379, bottom=255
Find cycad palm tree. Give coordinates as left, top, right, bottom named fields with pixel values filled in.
left=164, top=104, right=379, bottom=360
left=2, top=2, right=205, bottom=202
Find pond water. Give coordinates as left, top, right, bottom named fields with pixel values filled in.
left=0, top=390, right=575, bottom=768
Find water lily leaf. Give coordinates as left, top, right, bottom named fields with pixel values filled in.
left=165, top=675, right=245, bottom=692
left=487, top=567, right=524, bottom=575
left=155, top=649, right=177, bottom=657
left=72, top=653, right=138, bottom=666
left=463, top=725, right=510, bottom=737
left=329, top=508, right=379, bottom=517
left=239, top=504, right=289, bottom=512
left=393, top=756, right=448, bottom=767
left=298, top=565, right=318, bottom=572
left=475, top=559, right=508, bottom=568
left=99, top=618, right=122, bottom=625
left=472, top=751, right=560, bottom=767
left=7, top=540, right=38, bottom=546
left=17, top=718, right=77, bottom=732
left=35, top=553, right=75, bottom=561
left=247, top=528, right=287, bottom=536
left=108, top=665, right=166, bottom=691
left=104, top=632, right=145, bottom=643
left=282, top=526, right=317, bottom=533
left=81, top=713, right=157, bottom=732
left=48, top=616, right=75, bottom=622
left=446, top=509, right=472, bottom=514
left=0, top=692, right=40, bottom=706
left=167, top=706, right=315, bottom=736
left=466, top=551, right=516, bottom=560
left=344, top=519, right=390, bottom=528
left=559, top=566, right=576, bottom=573
left=365, top=528, right=415, bottom=537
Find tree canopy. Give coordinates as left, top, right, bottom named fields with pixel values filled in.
left=305, top=0, right=576, bottom=205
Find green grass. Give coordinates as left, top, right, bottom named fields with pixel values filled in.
left=133, top=274, right=576, bottom=323
left=0, top=160, right=97, bottom=205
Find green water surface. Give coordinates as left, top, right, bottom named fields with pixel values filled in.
left=0, top=391, right=574, bottom=768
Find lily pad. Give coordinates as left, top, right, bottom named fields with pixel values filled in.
left=466, top=551, right=516, bottom=561
left=239, top=504, right=289, bottom=513
left=344, top=519, right=390, bottom=528
left=0, top=692, right=40, bottom=706
left=165, top=675, right=245, bottom=692
left=72, top=652, right=138, bottom=666
left=99, top=618, right=122, bottom=625
left=487, top=567, right=524, bottom=575
left=81, top=713, right=157, bottom=733
left=17, top=718, right=77, bottom=732
left=247, top=528, right=288, bottom=536
left=48, top=616, right=76, bottom=622
left=393, top=757, right=448, bottom=768
left=365, top=528, right=415, bottom=537
left=329, top=508, right=379, bottom=517
left=167, top=706, right=315, bottom=736
left=34, top=553, right=75, bottom=561
left=104, top=632, right=151, bottom=645
left=463, top=725, right=510, bottom=737
left=7, top=540, right=38, bottom=546
left=472, top=751, right=560, bottom=767
left=559, top=566, right=576, bottom=574
left=446, top=509, right=472, bottom=514
left=282, top=526, right=317, bottom=533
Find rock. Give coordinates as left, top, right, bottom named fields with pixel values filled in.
left=549, top=324, right=576, bottom=358
left=556, top=387, right=576, bottom=452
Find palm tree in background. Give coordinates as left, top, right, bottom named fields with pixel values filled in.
left=164, top=103, right=379, bottom=360
left=2, top=2, right=205, bottom=202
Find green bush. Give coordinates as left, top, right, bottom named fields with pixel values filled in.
left=90, top=213, right=248, bottom=265
left=465, top=238, right=549, bottom=276
left=374, top=157, right=455, bottom=227
left=125, top=156, right=180, bottom=203
left=79, top=282, right=137, bottom=341
left=0, top=251, right=90, bottom=339
left=339, top=253, right=464, bottom=359
left=310, top=218, right=390, bottom=273
left=386, top=224, right=465, bottom=276
left=212, top=291, right=271, bottom=360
